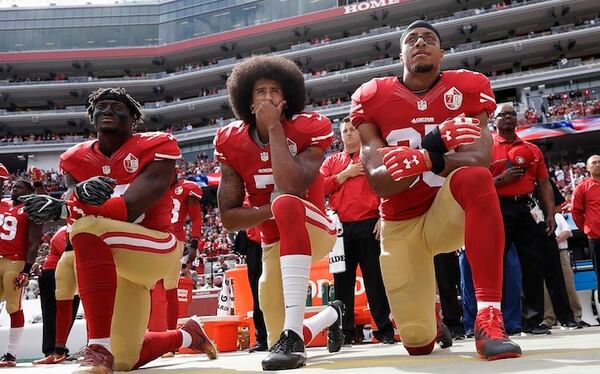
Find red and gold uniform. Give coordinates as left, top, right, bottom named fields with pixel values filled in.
left=0, top=198, right=30, bottom=315
left=61, top=132, right=182, bottom=370
left=350, top=70, right=504, bottom=349
left=214, top=112, right=336, bottom=346
left=170, top=179, right=203, bottom=242
left=149, top=179, right=203, bottom=331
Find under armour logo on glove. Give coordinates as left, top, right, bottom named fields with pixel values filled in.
left=74, top=176, right=117, bottom=206
left=438, top=117, right=481, bottom=151
left=421, top=116, right=481, bottom=154
left=403, top=155, right=420, bottom=169
left=379, top=146, right=432, bottom=181
left=18, top=194, right=68, bottom=224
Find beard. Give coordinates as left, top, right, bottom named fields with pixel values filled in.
left=413, top=63, right=434, bottom=73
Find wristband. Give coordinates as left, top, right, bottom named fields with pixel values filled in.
left=22, top=263, right=33, bottom=274
left=428, top=151, right=446, bottom=175
left=70, top=196, right=128, bottom=221
left=421, top=126, right=448, bottom=154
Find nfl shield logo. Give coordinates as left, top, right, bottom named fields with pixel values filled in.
left=102, top=165, right=111, bottom=175
left=123, top=153, right=139, bottom=173
left=260, top=152, right=269, bottom=162
left=175, top=186, right=183, bottom=195
left=444, top=87, right=463, bottom=110
left=286, top=139, right=298, bottom=156
left=417, top=100, right=428, bottom=111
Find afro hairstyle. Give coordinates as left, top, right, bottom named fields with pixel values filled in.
left=226, top=55, right=307, bottom=124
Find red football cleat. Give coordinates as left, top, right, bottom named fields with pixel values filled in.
left=74, top=344, right=114, bottom=374
left=181, top=318, right=218, bottom=360
left=474, top=306, right=522, bottom=361
left=33, top=352, right=67, bottom=365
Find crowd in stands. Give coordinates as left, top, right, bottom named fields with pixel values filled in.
left=522, top=90, right=600, bottom=125
left=549, top=161, right=591, bottom=211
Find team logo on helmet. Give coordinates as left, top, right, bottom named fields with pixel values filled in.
left=102, top=165, right=111, bottom=175
left=444, top=87, right=463, bottom=110
left=175, top=186, right=183, bottom=195
left=123, top=153, right=139, bottom=173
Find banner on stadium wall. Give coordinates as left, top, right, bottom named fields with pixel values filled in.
left=513, top=116, right=600, bottom=141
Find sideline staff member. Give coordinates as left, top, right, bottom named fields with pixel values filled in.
left=321, top=117, right=395, bottom=344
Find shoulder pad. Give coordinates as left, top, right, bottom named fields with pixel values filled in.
left=214, top=120, right=246, bottom=148
left=446, top=70, right=489, bottom=92
left=351, top=78, right=379, bottom=104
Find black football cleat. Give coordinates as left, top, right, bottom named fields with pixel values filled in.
left=262, top=330, right=306, bottom=371
left=435, top=319, right=453, bottom=349
left=327, top=300, right=345, bottom=353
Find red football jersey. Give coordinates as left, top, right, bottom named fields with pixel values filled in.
left=44, top=226, right=67, bottom=270
left=60, top=132, right=181, bottom=232
left=214, top=112, right=334, bottom=245
left=170, top=179, right=203, bottom=241
left=0, top=199, right=31, bottom=261
left=350, top=70, right=497, bottom=220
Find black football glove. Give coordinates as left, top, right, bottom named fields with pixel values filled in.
left=18, top=194, right=68, bottom=224
left=74, top=176, right=116, bottom=206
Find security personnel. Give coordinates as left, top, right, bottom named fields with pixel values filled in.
left=490, top=103, right=556, bottom=334
left=321, top=117, right=394, bottom=344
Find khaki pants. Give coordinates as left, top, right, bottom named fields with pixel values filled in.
left=70, top=216, right=182, bottom=371
left=380, top=169, right=466, bottom=348
left=0, top=258, right=25, bottom=314
left=259, top=195, right=336, bottom=348
left=543, top=249, right=582, bottom=325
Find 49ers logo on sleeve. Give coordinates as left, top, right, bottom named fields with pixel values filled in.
left=123, top=153, right=139, bottom=173
left=444, top=87, right=463, bottom=110
left=286, top=139, right=298, bottom=156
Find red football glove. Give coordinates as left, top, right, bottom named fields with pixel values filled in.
left=438, top=117, right=481, bottom=151
left=29, top=166, right=44, bottom=183
left=13, top=272, right=29, bottom=290
left=379, top=146, right=432, bottom=181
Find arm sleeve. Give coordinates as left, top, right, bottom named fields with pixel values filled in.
left=476, top=75, right=497, bottom=116
left=535, top=149, right=550, bottom=179
left=571, top=184, right=586, bottom=230
left=188, top=202, right=203, bottom=239
left=320, top=156, right=341, bottom=196
left=307, top=114, right=334, bottom=150
left=152, top=135, right=182, bottom=161
left=350, top=79, right=378, bottom=128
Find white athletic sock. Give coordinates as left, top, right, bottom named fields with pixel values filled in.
left=180, top=330, right=192, bottom=348
left=477, top=301, right=501, bottom=311
left=281, top=254, right=311, bottom=339
left=6, top=327, right=23, bottom=356
left=88, top=338, right=111, bottom=353
left=303, top=305, right=338, bottom=344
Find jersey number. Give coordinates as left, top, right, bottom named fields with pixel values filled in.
left=386, top=126, right=444, bottom=187
left=253, top=174, right=280, bottom=203
left=171, top=198, right=181, bottom=224
left=0, top=214, right=18, bottom=241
